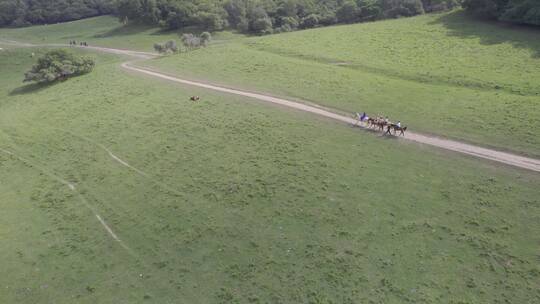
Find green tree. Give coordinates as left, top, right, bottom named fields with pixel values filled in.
left=501, top=0, right=540, bottom=25
left=0, top=0, right=113, bottom=26
left=24, top=50, right=95, bottom=83
left=200, top=31, right=212, bottom=46
left=336, top=1, right=359, bottom=23
left=300, top=13, right=319, bottom=28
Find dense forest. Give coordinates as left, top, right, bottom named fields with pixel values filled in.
left=1, top=0, right=538, bottom=31
left=114, top=0, right=462, bottom=34
left=0, top=0, right=115, bottom=26
left=463, top=0, right=540, bottom=25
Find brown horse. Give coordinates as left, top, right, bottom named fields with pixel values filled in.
left=385, top=124, right=407, bottom=136
left=190, top=96, right=200, bottom=101
left=370, top=119, right=388, bottom=131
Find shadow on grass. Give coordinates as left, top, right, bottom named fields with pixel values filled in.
left=93, top=24, right=157, bottom=38
left=9, top=82, right=51, bottom=96
left=430, top=10, right=540, bottom=58
left=97, top=23, right=215, bottom=36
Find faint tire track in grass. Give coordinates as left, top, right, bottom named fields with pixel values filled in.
left=45, top=126, right=186, bottom=198
left=0, top=147, right=134, bottom=254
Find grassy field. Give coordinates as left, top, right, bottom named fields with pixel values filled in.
left=1, top=45, right=539, bottom=303
left=0, top=15, right=240, bottom=51
left=139, top=11, right=540, bottom=157
left=2, top=11, right=539, bottom=155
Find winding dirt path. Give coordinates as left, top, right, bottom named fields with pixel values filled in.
left=3, top=39, right=539, bottom=172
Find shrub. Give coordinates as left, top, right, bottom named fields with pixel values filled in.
left=23, top=49, right=94, bottom=83
left=154, top=40, right=178, bottom=54
left=180, top=33, right=200, bottom=49
left=181, top=33, right=213, bottom=49
left=200, top=32, right=212, bottom=46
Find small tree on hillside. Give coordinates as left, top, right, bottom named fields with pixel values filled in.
left=154, top=40, right=179, bottom=54
left=24, top=49, right=94, bottom=83
left=200, top=32, right=212, bottom=46
left=180, top=33, right=200, bottom=49
left=180, top=33, right=212, bottom=50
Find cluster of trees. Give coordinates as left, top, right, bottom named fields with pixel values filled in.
left=115, top=0, right=461, bottom=34
left=154, top=40, right=179, bottom=53
left=0, top=0, right=115, bottom=27
left=2, top=0, right=538, bottom=30
left=462, top=0, right=540, bottom=25
left=24, top=49, right=95, bottom=83
left=180, top=32, right=212, bottom=48
left=153, top=32, right=211, bottom=54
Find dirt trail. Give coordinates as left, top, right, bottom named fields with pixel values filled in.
left=4, top=40, right=540, bottom=172
left=121, top=63, right=540, bottom=173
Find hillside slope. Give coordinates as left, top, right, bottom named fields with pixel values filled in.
left=1, top=44, right=540, bottom=304
left=2, top=11, right=539, bottom=156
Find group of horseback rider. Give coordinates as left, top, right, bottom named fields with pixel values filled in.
left=355, top=112, right=407, bottom=136
left=69, top=40, right=88, bottom=47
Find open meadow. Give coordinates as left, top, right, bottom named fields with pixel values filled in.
left=3, top=12, right=539, bottom=156
left=1, top=8, right=540, bottom=304
left=139, top=11, right=540, bottom=157
left=1, top=41, right=540, bottom=303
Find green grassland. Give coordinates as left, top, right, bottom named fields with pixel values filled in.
left=0, top=15, right=240, bottom=51
left=139, top=11, right=540, bottom=157
left=1, top=45, right=540, bottom=303
left=2, top=11, right=539, bottom=155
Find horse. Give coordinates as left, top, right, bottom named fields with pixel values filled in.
left=366, top=118, right=376, bottom=128
left=372, top=119, right=388, bottom=131
left=190, top=96, right=200, bottom=101
left=385, top=124, right=407, bottom=136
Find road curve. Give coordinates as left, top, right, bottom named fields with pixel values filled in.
left=3, top=40, right=539, bottom=172
left=121, top=62, right=540, bottom=172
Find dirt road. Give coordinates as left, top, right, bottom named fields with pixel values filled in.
left=3, top=40, right=539, bottom=172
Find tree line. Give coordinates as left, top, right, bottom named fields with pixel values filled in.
left=462, top=0, right=540, bottom=26
left=1, top=0, right=538, bottom=30
left=0, top=0, right=115, bottom=27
